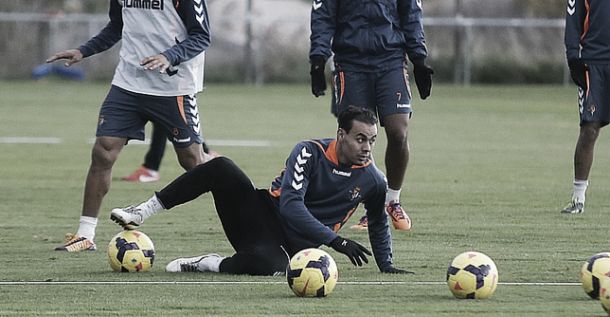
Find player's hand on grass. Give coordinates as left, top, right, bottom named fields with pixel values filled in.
left=381, top=266, right=415, bottom=274
left=568, top=59, right=588, bottom=90
left=412, top=58, right=434, bottom=100
left=310, top=55, right=327, bottom=97
left=141, top=54, right=171, bottom=73
left=329, top=236, right=372, bottom=266
left=46, top=49, right=83, bottom=67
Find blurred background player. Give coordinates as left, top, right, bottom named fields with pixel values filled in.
left=110, top=107, right=412, bottom=275
left=48, top=0, right=213, bottom=251
left=310, top=0, right=433, bottom=231
left=561, top=0, right=610, bottom=214
left=121, top=122, right=216, bottom=183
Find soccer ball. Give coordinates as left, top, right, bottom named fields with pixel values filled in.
left=600, top=277, right=610, bottom=314
left=286, top=248, right=338, bottom=297
left=580, top=252, right=610, bottom=299
left=107, top=230, right=155, bottom=272
left=446, top=251, right=499, bottom=299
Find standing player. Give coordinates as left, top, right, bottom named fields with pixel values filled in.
left=562, top=0, right=610, bottom=214
left=48, top=0, right=213, bottom=251
left=309, top=0, right=433, bottom=230
left=110, top=107, right=412, bottom=275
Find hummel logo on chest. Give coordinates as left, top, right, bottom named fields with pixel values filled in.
left=332, top=169, right=351, bottom=177
left=122, top=0, right=164, bottom=10
left=312, top=0, right=322, bottom=10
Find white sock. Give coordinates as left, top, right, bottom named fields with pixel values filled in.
left=573, top=179, right=589, bottom=202
left=199, top=255, right=225, bottom=272
left=76, top=216, right=98, bottom=241
left=385, top=188, right=401, bottom=205
left=139, top=194, right=166, bottom=221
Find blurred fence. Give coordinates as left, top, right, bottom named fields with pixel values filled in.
left=0, top=12, right=567, bottom=84
left=426, top=16, right=568, bottom=85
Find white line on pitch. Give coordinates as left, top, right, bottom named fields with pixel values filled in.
left=88, top=138, right=274, bottom=147
left=0, top=281, right=581, bottom=286
left=0, top=137, right=273, bottom=147
left=0, top=137, right=62, bottom=144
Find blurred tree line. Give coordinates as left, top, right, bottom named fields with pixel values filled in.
left=2, top=0, right=566, bottom=17
left=516, top=0, right=565, bottom=17
left=296, top=0, right=566, bottom=18
left=0, top=0, right=106, bottom=13
left=0, top=0, right=568, bottom=83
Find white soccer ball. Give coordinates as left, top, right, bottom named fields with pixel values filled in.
left=580, top=252, right=610, bottom=299
left=286, top=248, right=338, bottom=297
left=600, top=277, right=610, bottom=315
left=446, top=251, right=499, bottom=299
left=107, top=230, right=155, bottom=272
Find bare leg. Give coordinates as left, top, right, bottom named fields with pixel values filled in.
left=383, top=113, right=410, bottom=191
left=174, top=142, right=207, bottom=170
left=82, top=136, right=126, bottom=217
left=55, top=136, right=126, bottom=249
left=574, top=122, right=601, bottom=181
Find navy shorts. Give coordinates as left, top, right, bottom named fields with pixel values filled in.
left=332, top=66, right=412, bottom=126
left=97, top=85, right=203, bottom=148
left=579, top=63, right=610, bottom=127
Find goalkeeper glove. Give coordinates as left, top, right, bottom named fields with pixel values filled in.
left=412, top=58, right=434, bottom=100
left=329, top=236, right=372, bottom=266
left=568, top=59, right=587, bottom=89
left=310, top=55, right=327, bottom=97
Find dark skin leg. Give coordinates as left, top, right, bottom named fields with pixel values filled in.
left=383, top=113, right=410, bottom=191
left=574, top=122, right=601, bottom=181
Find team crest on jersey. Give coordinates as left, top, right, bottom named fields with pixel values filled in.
left=348, top=186, right=361, bottom=201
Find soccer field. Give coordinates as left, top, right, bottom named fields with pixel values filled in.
left=1, top=81, right=609, bottom=316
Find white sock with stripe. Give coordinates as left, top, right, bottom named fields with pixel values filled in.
left=572, top=180, right=588, bottom=202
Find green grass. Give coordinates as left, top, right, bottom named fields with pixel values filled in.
left=1, top=81, right=609, bottom=316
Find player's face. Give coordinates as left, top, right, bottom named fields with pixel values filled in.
left=337, top=120, right=377, bottom=166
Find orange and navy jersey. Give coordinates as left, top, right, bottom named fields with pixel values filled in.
left=268, top=138, right=394, bottom=269
left=565, top=0, right=610, bottom=63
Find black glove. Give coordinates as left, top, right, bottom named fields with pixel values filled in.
left=412, top=59, right=434, bottom=100
left=381, top=266, right=415, bottom=274
left=310, top=55, right=327, bottom=97
left=329, top=236, right=372, bottom=266
left=568, top=59, right=587, bottom=89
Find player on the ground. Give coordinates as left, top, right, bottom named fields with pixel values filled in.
left=48, top=0, right=213, bottom=251
left=561, top=0, right=610, bottom=214
left=309, top=0, right=433, bottom=230
left=111, top=107, right=413, bottom=275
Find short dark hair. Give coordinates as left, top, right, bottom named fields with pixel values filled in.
left=337, top=106, right=378, bottom=133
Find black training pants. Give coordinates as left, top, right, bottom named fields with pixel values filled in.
left=156, top=157, right=289, bottom=275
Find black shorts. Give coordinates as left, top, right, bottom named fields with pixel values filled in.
left=96, top=85, right=203, bottom=148
left=579, top=63, right=610, bottom=127
left=332, top=66, right=412, bottom=126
